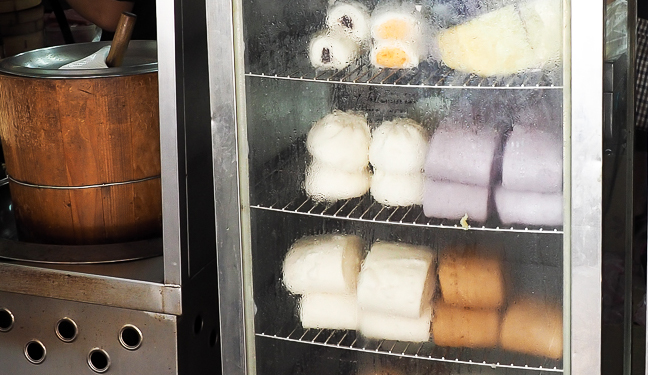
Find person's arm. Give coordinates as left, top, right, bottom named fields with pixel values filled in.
left=65, top=0, right=134, bottom=32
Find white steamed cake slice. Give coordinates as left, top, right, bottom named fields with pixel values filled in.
left=359, top=304, right=432, bottom=342
left=299, top=293, right=358, bottom=330
left=282, top=233, right=363, bottom=295
left=357, top=241, right=435, bottom=319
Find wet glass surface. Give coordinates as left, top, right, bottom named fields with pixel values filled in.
left=241, top=0, right=565, bottom=373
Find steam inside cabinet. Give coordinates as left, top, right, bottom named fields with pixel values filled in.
left=251, top=210, right=563, bottom=371
left=242, top=0, right=565, bottom=373
left=247, top=79, right=563, bottom=230
left=244, top=79, right=564, bottom=374
left=243, top=0, right=563, bottom=85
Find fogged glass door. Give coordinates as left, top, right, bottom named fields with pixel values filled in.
left=237, top=0, right=566, bottom=374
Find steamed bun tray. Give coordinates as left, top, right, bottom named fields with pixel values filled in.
left=250, top=151, right=563, bottom=234
left=246, top=60, right=563, bottom=89
left=256, top=324, right=563, bottom=373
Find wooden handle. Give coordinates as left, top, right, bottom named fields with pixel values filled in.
left=105, top=12, right=137, bottom=68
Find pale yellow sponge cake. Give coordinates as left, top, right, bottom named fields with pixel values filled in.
left=437, top=4, right=534, bottom=76
left=437, top=0, right=562, bottom=76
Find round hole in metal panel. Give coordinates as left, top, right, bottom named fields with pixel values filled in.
left=0, top=307, right=14, bottom=332
left=193, top=315, right=203, bottom=334
left=87, top=348, right=111, bottom=373
left=209, top=329, right=218, bottom=348
left=119, top=324, right=143, bottom=350
left=55, top=318, right=78, bottom=342
left=24, top=340, right=46, bottom=364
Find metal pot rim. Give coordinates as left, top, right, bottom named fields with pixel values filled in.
left=0, top=40, right=157, bottom=79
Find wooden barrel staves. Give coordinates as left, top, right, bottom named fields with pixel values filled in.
left=0, top=0, right=44, bottom=57
left=0, top=54, right=161, bottom=245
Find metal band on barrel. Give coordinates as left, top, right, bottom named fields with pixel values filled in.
left=6, top=175, right=161, bottom=190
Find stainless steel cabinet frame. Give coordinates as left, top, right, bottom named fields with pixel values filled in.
left=205, top=0, right=613, bottom=374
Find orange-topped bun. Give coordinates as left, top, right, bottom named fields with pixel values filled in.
left=370, top=6, right=422, bottom=42
left=375, top=19, right=411, bottom=40
left=371, top=40, right=420, bottom=69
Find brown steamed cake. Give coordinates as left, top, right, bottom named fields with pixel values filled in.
left=438, top=248, right=505, bottom=309
left=432, top=303, right=500, bottom=349
left=499, top=298, right=563, bottom=359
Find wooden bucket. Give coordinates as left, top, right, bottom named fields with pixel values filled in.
left=0, top=41, right=161, bottom=245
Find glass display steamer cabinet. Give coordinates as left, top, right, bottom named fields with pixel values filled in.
left=0, top=0, right=640, bottom=374
left=206, top=0, right=642, bottom=374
